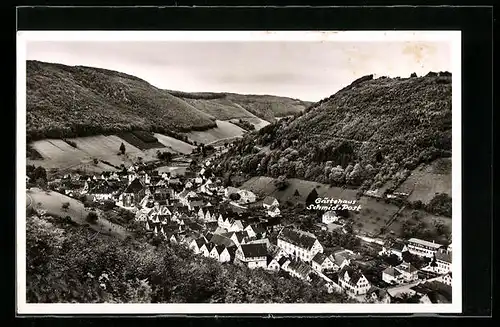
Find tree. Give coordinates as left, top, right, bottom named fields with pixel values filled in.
left=61, top=202, right=70, bottom=211
left=274, top=175, right=289, bottom=191
left=120, top=142, right=126, bottom=155
left=86, top=211, right=99, bottom=224
left=229, top=193, right=241, bottom=201
left=306, top=188, right=319, bottom=206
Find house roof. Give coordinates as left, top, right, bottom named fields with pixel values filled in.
left=278, top=227, right=318, bottom=251
left=436, top=249, right=452, bottom=263
left=202, top=242, right=214, bottom=252
left=124, top=178, right=145, bottom=194
left=263, top=196, right=278, bottom=206
left=209, top=234, right=235, bottom=248
left=382, top=266, right=402, bottom=277
left=367, top=286, right=389, bottom=299
left=339, top=266, right=366, bottom=285
left=278, top=256, right=291, bottom=266
left=240, top=243, right=267, bottom=258
left=312, top=252, right=330, bottom=265
left=396, top=261, right=418, bottom=274
left=411, top=281, right=452, bottom=303
left=391, top=242, right=407, bottom=252
left=288, top=259, right=312, bottom=277
left=215, top=244, right=226, bottom=255
left=194, top=237, right=206, bottom=248
left=205, top=222, right=218, bottom=232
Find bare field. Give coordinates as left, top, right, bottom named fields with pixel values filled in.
left=29, top=135, right=174, bottom=171
left=350, top=197, right=400, bottom=237
left=397, top=158, right=452, bottom=204
left=184, top=120, right=246, bottom=145
left=27, top=188, right=130, bottom=239
left=153, top=133, right=195, bottom=154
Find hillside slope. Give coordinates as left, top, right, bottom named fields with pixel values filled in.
left=26, top=60, right=216, bottom=141
left=166, top=90, right=311, bottom=123
left=215, top=73, right=452, bottom=194
left=27, top=61, right=310, bottom=141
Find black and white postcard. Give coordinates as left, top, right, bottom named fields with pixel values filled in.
left=17, top=31, right=461, bottom=314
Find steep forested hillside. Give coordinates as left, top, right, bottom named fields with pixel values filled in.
left=215, top=73, right=452, bottom=194
left=26, top=213, right=349, bottom=303
left=26, top=61, right=310, bottom=142
left=26, top=61, right=217, bottom=141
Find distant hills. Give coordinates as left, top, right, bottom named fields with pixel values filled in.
left=215, top=72, right=452, bottom=194
left=26, top=60, right=310, bottom=141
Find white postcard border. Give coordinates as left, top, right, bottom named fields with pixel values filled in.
left=16, top=30, right=462, bottom=315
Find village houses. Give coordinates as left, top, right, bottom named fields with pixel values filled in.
left=277, top=227, right=324, bottom=262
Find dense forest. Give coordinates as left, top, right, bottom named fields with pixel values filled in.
left=26, top=213, right=351, bottom=303
left=214, top=73, right=452, bottom=194
left=26, top=61, right=310, bottom=142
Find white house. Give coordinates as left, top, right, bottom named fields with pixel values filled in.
left=199, top=243, right=214, bottom=257
left=267, top=205, right=281, bottom=218
left=311, top=252, right=335, bottom=272
left=244, top=224, right=267, bottom=238
left=277, top=227, right=323, bottom=262
left=407, top=238, right=443, bottom=258
left=331, top=249, right=354, bottom=271
left=287, top=259, right=313, bottom=281
left=378, top=241, right=408, bottom=260
left=266, top=256, right=281, bottom=271
left=262, top=196, right=279, bottom=209
left=322, top=211, right=339, bottom=224
left=338, top=267, right=371, bottom=296
left=189, top=237, right=206, bottom=254
left=382, top=266, right=404, bottom=284
left=395, top=261, right=419, bottom=282
left=236, top=243, right=268, bottom=269
left=237, top=189, right=257, bottom=204
left=431, top=248, right=452, bottom=274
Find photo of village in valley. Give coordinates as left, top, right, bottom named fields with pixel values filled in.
left=21, top=33, right=455, bottom=308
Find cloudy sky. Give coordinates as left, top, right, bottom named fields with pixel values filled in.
left=26, top=40, right=451, bottom=102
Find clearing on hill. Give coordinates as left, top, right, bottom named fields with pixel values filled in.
left=153, top=133, right=195, bottom=154
left=28, top=135, right=174, bottom=171
left=396, top=158, right=452, bottom=204
left=184, top=120, right=246, bottom=145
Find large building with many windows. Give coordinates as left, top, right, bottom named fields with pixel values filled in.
left=407, top=238, right=444, bottom=258
left=277, top=227, right=323, bottom=262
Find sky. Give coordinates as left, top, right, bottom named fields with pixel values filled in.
left=26, top=40, right=452, bottom=102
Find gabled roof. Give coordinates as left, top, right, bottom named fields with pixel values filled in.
left=263, top=196, right=278, bottom=206
left=194, top=237, right=206, bottom=248
left=201, top=242, right=214, bottom=252
left=215, top=244, right=226, bottom=255
left=278, top=256, right=291, bottom=266
left=89, top=181, right=115, bottom=195
left=396, top=261, right=418, bottom=274
left=266, top=255, right=279, bottom=265
left=278, top=227, right=318, bottom=251
left=124, top=178, right=145, bottom=194
left=435, top=249, right=452, bottom=263
left=339, top=266, right=366, bottom=285
left=382, top=266, right=402, bottom=277
left=312, top=252, right=330, bottom=265
left=209, top=234, right=235, bottom=248
left=288, top=259, right=312, bottom=277
left=240, top=243, right=267, bottom=258
left=391, top=241, right=407, bottom=252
